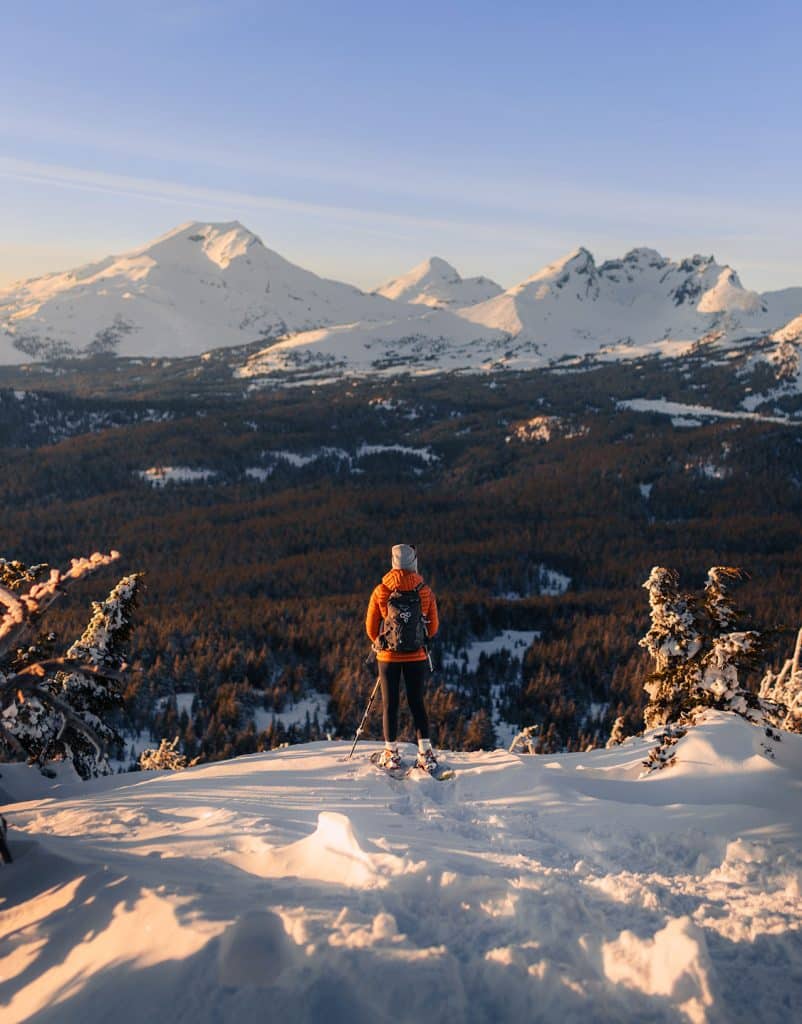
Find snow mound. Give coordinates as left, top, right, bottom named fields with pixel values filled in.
left=217, top=910, right=299, bottom=986
left=228, top=810, right=414, bottom=887
left=600, top=916, right=715, bottom=1024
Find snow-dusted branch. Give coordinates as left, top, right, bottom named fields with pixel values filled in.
left=0, top=551, right=121, bottom=658
left=1, top=553, right=140, bottom=779
left=2, top=678, right=103, bottom=757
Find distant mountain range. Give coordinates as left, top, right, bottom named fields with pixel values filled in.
left=2, top=221, right=802, bottom=392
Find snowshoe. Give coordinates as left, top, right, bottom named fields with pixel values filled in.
left=415, top=748, right=439, bottom=773
left=413, top=749, right=455, bottom=781
left=370, top=749, right=406, bottom=778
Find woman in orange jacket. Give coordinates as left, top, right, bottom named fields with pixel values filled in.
left=365, top=543, right=439, bottom=771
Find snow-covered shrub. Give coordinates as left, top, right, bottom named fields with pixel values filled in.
left=0, top=552, right=141, bottom=779
left=758, top=627, right=802, bottom=734
left=139, top=736, right=188, bottom=771
left=605, top=715, right=627, bottom=748
left=509, top=724, right=539, bottom=754
left=641, top=722, right=688, bottom=770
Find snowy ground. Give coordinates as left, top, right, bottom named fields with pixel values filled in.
left=1, top=711, right=801, bottom=1024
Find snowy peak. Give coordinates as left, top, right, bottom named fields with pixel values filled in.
left=697, top=266, right=765, bottom=314
left=456, top=244, right=775, bottom=358
left=0, top=221, right=400, bottom=363
left=375, top=256, right=502, bottom=308
left=142, top=221, right=266, bottom=270
left=510, top=246, right=600, bottom=301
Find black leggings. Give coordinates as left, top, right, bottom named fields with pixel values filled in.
left=379, top=660, right=429, bottom=742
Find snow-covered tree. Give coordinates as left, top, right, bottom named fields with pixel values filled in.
left=639, top=567, right=702, bottom=729
left=640, top=565, right=772, bottom=770
left=697, top=567, right=764, bottom=718
left=0, top=552, right=141, bottom=779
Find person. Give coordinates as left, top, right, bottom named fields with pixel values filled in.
left=365, top=544, right=439, bottom=772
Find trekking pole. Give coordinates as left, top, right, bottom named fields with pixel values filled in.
left=346, top=674, right=382, bottom=761
left=0, top=815, right=12, bottom=865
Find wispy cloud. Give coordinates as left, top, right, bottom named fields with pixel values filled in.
left=0, top=156, right=573, bottom=249
left=3, top=114, right=798, bottom=239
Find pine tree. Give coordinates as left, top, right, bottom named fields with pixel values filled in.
left=53, top=574, right=141, bottom=778
left=0, top=552, right=142, bottom=779
left=698, top=567, right=764, bottom=718
left=640, top=564, right=773, bottom=771
left=639, top=567, right=701, bottom=729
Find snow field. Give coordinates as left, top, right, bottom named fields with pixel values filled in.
left=1, top=712, right=800, bottom=1023
left=138, top=444, right=439, bottom=488
left=618, top=398, right=799, bottom=426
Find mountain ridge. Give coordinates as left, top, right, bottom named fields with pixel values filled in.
left=3, top=222, right=801, bottom=387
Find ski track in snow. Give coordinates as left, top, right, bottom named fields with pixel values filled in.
left=1, top=712, right=800, bottom=1024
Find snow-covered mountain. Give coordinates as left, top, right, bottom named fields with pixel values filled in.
left=4, top=225, right=802, bottom=385
left=375, top=256, right=502, bottom=308
left=2, top=711, right=801, bottom=1023
left=0, top=222, right=400, bottom=363
left=458, top=247, right=767, bottom=356
left=240, top=245, right=802, bottom=382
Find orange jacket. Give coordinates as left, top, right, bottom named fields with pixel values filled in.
left=365, top=569, right=439, bottom=662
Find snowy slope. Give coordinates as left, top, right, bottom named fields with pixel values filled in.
left=2, top=711, right=800, bottom=1024
left=0, top=222, right=400, bottom=362
left=236, top=307, right=511, bottom=381
left=375, top=257, right=502, bottom=309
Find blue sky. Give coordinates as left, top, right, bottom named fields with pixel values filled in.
left=2, top=0, right=800, bottom=291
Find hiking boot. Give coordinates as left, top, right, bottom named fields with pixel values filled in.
left=378, top=748, right=402, bottom=770
left=416, top=747, right=438, bottom=773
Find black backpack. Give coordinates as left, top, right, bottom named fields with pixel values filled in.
left=380, top=582, right=427, bottom=653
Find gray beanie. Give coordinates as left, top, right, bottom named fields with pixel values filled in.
left=391, top=544, right=418, bottom=572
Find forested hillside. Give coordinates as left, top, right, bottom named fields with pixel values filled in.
left=2, top=359, right=801, bottom=764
